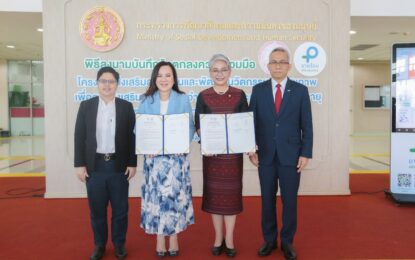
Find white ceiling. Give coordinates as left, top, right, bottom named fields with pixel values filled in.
left=0, top=12, right=42, bottom=60
left=350, top=16, right=415, bottom=62
left=0, top=12, right=414, bottom=62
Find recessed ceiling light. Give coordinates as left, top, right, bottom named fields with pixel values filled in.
left=37, top=28, right=43, bottom=32
left=350, top=30, right=357, bottom=35
left=6, top=45, right=15, bottom=49
left=357, top=57, right=364, bottom=60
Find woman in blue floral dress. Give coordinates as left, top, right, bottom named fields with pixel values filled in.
left=137, top=61, right=195, bottom=257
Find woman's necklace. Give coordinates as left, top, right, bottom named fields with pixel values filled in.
left=213, top=86, right=229, bottom=95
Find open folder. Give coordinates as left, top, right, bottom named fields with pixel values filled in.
left=135, top=113, right=189, bottom=155
left=199, top=112, right=255, bottom=155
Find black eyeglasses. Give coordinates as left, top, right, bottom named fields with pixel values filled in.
left=210, top=68, right=230, bottom=74
left=98, top=79, right=117, bottom=85
left=268, top=60, right=290, bottom=66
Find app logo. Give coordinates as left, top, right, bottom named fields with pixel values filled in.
left=294, top=42, right=326, bottom=76
left=79, top=6, right=125, bottom=52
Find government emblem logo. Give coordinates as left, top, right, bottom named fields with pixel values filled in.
left=258, top=41, right=291, bottom=75
left=79, top=6, right=124, bottom=52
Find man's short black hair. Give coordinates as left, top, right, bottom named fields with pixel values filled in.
left=96, top=66, right=120, bottom=82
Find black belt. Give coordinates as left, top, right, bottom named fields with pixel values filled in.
left=96, top=153, right=117, bottom=161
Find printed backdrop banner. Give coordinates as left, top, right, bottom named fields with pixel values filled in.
left=44, top=0, right=350, bottom=198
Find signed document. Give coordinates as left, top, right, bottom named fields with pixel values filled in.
left=200, top=112, right=255, bottom=155
left=164, top=113, right=190, bottom=154
left=227, top=112, right=256, bottom=154
left=200, top=114, right=228, bottom=155
left=136, top=113, right=189, bottom=155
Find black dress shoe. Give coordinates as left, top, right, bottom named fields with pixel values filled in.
left=156, top=251, right=167, bottom=258
left=257, top=242, right=277, bottom=256
left=90, top=246, right=105, bottom=260
left=211, top=240, right=224, bottom=256
left=224, top=245, right=237, bottom=258
left=168, top=250, right=179, bottom=257
left=281, top=243, right=297, bottom=260
left=115, top=246, right=127, bottom=259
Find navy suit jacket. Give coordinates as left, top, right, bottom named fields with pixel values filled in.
left=74, top=96, right=137, bottom=172
left=249, top=78, right=313, bottom=166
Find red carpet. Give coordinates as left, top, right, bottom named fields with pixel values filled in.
left=0, top=175, right=414, bottom=260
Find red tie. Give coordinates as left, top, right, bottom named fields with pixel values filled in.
left=275, top=84, right=282, bottom=113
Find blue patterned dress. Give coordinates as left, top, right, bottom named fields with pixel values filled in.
left=140, top=154, right=194, bottom=235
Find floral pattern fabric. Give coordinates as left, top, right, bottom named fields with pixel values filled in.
left=140, top=154, right=194, bottom=235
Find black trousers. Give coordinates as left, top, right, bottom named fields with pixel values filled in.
left=86, top=158, right=129, bottom=247
left=258, top=152, right=301, bottom=245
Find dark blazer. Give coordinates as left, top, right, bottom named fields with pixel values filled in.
left=249, top=78, right=313, bottom=166
left=74, top=96, right=137, bottom=172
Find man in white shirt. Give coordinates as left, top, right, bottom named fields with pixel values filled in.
left=74, top=67, right=137, bottom=260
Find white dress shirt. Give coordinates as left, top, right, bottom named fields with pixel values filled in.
left=96, top=98, right=116, bottom=153
left=271, top=77, right=288, bottom=101
left=160, top=100, right=169, bottom=115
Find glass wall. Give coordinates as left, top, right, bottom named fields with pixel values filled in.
left=8, top=60, right=44, bottom=136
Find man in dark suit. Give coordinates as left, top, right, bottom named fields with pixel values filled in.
left=249, top=47, right=313, bottom=260
left=74, top=67, right=137, bottom=260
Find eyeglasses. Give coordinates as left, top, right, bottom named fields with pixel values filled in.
left=210, top=69, right=230, bottom=74
left=268, top=60, right=290, bottom=66
left=98, top=79, right=117, bottom=85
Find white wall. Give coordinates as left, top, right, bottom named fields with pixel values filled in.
left=4, top=0, right=415, bottom=15
left=351, top=0, right=415, bottom=16
left=0, top=0, right=42, bottom=12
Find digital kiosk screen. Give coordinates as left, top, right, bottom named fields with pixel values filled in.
left=393, top=44, right=415, bottom=132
